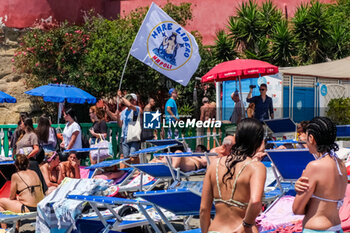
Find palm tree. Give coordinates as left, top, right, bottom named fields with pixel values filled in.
left=270, top=20, right=296, bottom=66
left=259, top=0, right=283, bottom=36
left=324, top=24, right=350, bottom=60
left=293, top=1, right=328, bottom=64
left=244, top=37, right=272, bottom=62
left=228, top=0, right=263, bottom=52
left=212, top=30, right=238, bottom=62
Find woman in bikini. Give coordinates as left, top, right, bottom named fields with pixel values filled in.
left=58, top=152, right=80, bottom=183
left=200, top=118, right=266, bottom=233
left=40, top=151, right=61, bottom=194
left=293, top=117, right=347, bottom=233
left=0, top=154, right=44, bottom=214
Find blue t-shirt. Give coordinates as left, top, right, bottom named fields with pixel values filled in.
left=247, top=95, right=273, bottom=122
left=165, top=98, right=178, bottom=123
left=120, top=106, right=140, bottom=138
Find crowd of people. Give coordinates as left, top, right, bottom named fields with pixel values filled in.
left=0, top=85, right=347, bottom=233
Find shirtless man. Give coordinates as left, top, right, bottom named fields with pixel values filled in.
left=40, top=152, right=61, bottom=194
left=58, top=152, right=80, bottom=183
left=210, top=135, right=235, bottom=158
left=151, top=150, right=207, bottom=172
left=200, top=97, right=212, bottom=122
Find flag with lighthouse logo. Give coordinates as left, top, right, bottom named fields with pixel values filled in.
left=130, top=2, right=201, bottom=86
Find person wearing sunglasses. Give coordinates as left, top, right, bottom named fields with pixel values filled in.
left=246, top=83, right=274, bottom=122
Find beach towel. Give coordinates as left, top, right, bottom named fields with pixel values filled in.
left=256, top=195, right=304, bottom=232
left=36, top=178, right=109, bottom=233
left=340, top=184, right=350, bottom=231
left=79, top=166, right=89, bottom=179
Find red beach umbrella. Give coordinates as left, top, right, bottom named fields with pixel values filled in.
left=201, top=59, right=278, bottom=83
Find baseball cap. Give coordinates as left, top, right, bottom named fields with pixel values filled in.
left=169, top=88, right=176, bottom=95
left=125, top=93, right=137, bottom=101
left=233, top=90, right=239, bottom=96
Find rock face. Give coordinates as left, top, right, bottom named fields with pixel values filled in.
left=0, top=48, right=33, bottom=124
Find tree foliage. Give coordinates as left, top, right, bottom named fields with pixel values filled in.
left=213, top=0, right=350, bottom=67
left=14, top=2, right=217, bottom=112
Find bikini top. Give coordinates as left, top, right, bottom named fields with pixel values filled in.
left=16, top=172, right=41, bottom=195
left=213, top=158, right=252, bottom=209
left=311, top=150, right=344, bottom=209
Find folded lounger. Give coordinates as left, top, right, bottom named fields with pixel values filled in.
left=135, top=181, right=215, bottom=231
left=264, top=118, right=297, bottom=136
left=66, top=195, right=175, bottom=233
left=264, top=149, right=316, bottom=211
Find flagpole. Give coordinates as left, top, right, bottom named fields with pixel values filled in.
left=118, top=52, right=131, bottom=91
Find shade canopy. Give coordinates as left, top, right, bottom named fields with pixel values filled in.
left=0, top=91, right=16, bottom=103
left=25, top=83, right=96, bottom=104
left=201, top=59, right=279, bottom=83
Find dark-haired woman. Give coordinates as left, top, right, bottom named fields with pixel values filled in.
left=10, top=112, right=29, bottom=155
left=36, top=115, right=57, bottom=153
left=200, top=118, right=266, bottom=233
left=61, top=108, right=82, bottom=150
left=89, top=106, right=107, bottom=164
left=0, top=154, right=44, bottom=215
left=16, top=117, right=48, bottom=194
left=40, top=152, right=61, bottom=194
left=293, top=117, right=347, bottom=233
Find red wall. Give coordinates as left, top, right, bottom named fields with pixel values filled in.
left=0, top=0, right=332, bottom=45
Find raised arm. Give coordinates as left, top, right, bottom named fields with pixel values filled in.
left=246, top=87, right=254, bottom=101
left=200, top=161, right=215, bottom=233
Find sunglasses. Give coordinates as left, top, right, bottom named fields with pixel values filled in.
left=259, top=89, right=266, bottom=91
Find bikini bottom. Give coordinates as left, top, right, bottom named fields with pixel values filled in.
left=21, top=204, right=37, bottom=213
left=302, top=224, right=343, bottom=233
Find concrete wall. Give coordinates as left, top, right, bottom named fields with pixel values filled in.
left=0, top=0, right=332, bottom=45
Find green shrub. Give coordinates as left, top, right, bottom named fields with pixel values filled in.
left=327, top=97, right=350, bottom=124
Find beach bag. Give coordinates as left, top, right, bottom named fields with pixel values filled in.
left=90, top=136, right=112, bottom=161
left=126, top=110, right=141, bottom=143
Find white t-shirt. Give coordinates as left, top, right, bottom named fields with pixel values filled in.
left=62, top=122, right=82, bottom=149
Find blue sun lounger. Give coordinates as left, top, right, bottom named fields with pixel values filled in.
left=0, top=211, right=37, bottom=233
left=264, top=148, right=316, bottom=211
left=127, top=152, right=217, bottom=189
left=67, top=195, right=178, bottom=233
left=337, top=125, right=350, bottom=138
left=85, top=158, right=131, bottom=181
left=264, top=118, right=297, bottom=135
left=147, top=134, right=220, bottom=151
left=130, top=144, right=179, bottom=156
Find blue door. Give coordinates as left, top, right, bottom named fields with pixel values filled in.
left=293, top=87, right=315, bottom=122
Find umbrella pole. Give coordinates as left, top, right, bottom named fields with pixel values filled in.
left=215, top=81, right=221, bottom=121
left=238, top=76, right=245, bottom=119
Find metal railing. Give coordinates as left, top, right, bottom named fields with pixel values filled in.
left=0, top=123, right=236, bottom=158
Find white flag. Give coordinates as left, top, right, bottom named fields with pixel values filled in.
left=130, top=2, right=201, bottom=86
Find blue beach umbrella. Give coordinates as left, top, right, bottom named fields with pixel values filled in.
left=0, top=91, right=16, bottom=103
left=25, top=83, right=96, bottom=123
left=25, top=83, right=96, bottom=104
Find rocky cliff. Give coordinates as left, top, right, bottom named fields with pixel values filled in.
left=0, top=47, right=33, bottom=124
